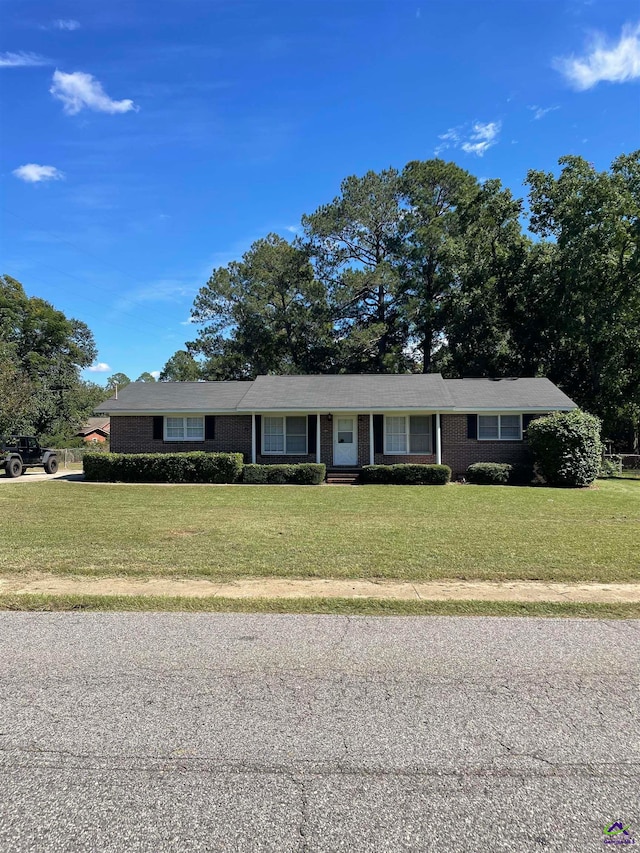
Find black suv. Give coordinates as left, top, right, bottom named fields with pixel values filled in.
left=0, top=436, right=59, bottom=478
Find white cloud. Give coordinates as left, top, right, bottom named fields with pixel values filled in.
left=54, top=19, right=81, bottom=30
left=50, top=70, right=139, bottom=115
left=436, top=121, right=501, bottom=157
left=556, top=22, right=640, bottom=89
left=87, top=362, right=111, bottom=373
left=528, top=105, right=560, bottom=120
left=0, top=51, right=49, bottom=68
left=150, top=371, right=161, bottom=379
left=13, top=163, right=65, bottom=183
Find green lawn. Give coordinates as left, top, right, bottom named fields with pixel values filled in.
left=2, top=478, right=638, bottom=583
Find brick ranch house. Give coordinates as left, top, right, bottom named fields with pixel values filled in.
left=97, top=374, right=577, bottom=477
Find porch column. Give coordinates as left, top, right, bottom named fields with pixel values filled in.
left=316, top=413, right=321, bottom=464
left=251, top=413, right=256, bottom=464
left=369, top=413, right=374, bottom=466
left=435, top=412, right=442, bottom=465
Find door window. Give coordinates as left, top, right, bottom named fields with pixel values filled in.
left=337, top=418, right=353, bottom=444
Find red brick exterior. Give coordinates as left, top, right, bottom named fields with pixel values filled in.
left=110, top=415, right=252, bottom=459
left=440, top=414, right=532, bottom=477
left=111, top=411, right=533, bottom=476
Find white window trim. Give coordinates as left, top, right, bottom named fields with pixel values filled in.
left=383, top=414, right=433, bottom=455
left=477, top=413, right=523, bottom=441
left=262, top=415, right=308, bottom=456
left=163, top=415, right=205, bottom=442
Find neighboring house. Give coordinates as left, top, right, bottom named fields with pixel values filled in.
left=95, top=374, right=577, bottom=476
left=76, top=417, right=110, bottom=444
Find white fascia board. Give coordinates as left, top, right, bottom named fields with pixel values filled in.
left=450, top=405, right=576, bottom=413
left=106, top=409, right=243, bottom=416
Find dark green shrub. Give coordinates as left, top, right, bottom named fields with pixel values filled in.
left=466, top=462, right=512, bottom=485
left=466, top=462, right=534, bottom=486
left=527, top=410, right=602, bottom=488
left=83, top=452, right=243, bottom=483
left=360, top=464, right=451, bottom=485
left=242, top=463, right=325, bottom=485
left=359, top=465, right=392, bottom=484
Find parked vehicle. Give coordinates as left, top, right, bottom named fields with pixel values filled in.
left=0, top=436, right=58, bottom=478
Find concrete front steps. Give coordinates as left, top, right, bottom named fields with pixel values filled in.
left=326, top=468, right=361, bottom=485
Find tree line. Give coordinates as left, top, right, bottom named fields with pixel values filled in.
left=158, top=152, right=639, bottom=449
left=2, top=152, right=637, bottom=449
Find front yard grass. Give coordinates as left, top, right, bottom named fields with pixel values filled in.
left=1, top=478, right=638, bottom=583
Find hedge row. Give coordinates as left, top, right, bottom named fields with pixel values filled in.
left=360, top=464, right=451, bottom=485
left=466, top=462, right=534, bottom=486
left=83, top=452, right=243, bottom=483
left=242, top=463, right=326, bottom=485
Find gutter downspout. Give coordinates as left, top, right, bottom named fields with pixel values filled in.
left=435, top=412, right=442, bottom=465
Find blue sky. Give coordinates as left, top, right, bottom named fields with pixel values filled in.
left=1, top=0, right=639, bottom=382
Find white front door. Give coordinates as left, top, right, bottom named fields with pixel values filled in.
left=334, top=415, right=358, bottom=466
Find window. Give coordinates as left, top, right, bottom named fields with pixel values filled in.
left=384, top=415, right=432, bottom=454
left=263, top=416, right=307, bottom=454
left=164, top=416, right=204, bottom=441
left=478, top=414, right=522, bottom=441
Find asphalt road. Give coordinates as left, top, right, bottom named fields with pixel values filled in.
left=0, top=614, right=638, bottom=852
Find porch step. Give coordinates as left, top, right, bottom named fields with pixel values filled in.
left=326, top=470, right=360, bottom=485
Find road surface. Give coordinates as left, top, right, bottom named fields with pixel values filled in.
left=0, top=614, right=637, bottom=851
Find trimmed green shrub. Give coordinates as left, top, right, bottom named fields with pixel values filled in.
left=466, top=462, right=534, bottom=486
left=83, top=452, right=243, bottom=483
left=242, top=463, right=326, bottom=485
left=527, top=410, right=602, bottom=488
left=360, top=464, right=451, bottom=485
left=466, top=462, right=512, bottom=485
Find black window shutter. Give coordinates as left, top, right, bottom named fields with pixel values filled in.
left=431, top=414, right=437, bottom=453
left=307, top=415, right=317, bottom=455
left=205, top=415, right=216, bottom=440
left=522, top=414, right=537, bottom=433
left=467, top=414, right=478, bottom=439
left=373, top=415, right=384, bottom=454
left=152, top=416, right=163, bottom=440
left=255, top=415, right=262, bottom=455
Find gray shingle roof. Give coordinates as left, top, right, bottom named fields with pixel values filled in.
left=95, top=381, right=253, bottom=413
left=236, top=374, right=453, bottom=411
left=95, top=375, right=577, bottom=414
left=445, top=378, right=577, bottom=410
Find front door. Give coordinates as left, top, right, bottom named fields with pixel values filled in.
left=334, top=416, right=358, bottom=466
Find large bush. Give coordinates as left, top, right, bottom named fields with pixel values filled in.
left=526, top=410, right=602, bottom=487
left=83, top=452, right=243, bottom=483
left=466, top=462, right=534, bottom=486
left=360, top=464, right=451, bottom=485
left=242, top=463, right=325, bottom=485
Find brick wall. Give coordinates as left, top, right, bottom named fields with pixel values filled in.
left=441, top=414, right=532, bottom=477
left=374, top=453, right=436, bottom=465
left=110, top=415, right=252, bottom=459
